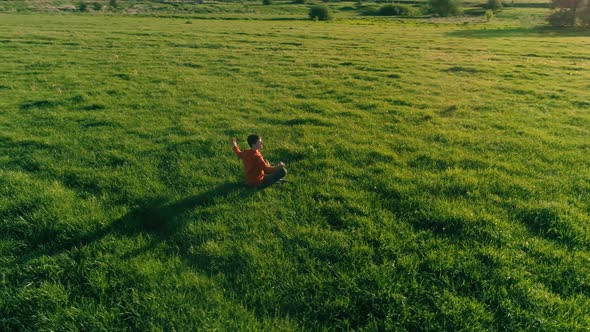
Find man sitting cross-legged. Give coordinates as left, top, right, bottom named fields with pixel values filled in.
left=231, top=134, right=287, bottom=188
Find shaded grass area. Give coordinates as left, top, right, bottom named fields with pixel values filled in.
left=449, top=26, right=590, bottom=38
left=1, top=11, right=590, bottom=330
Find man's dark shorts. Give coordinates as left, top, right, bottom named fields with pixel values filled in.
left=261, top=167, right=287, bottom=188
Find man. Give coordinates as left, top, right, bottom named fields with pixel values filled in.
left=231, top=134, right=287, bottom=187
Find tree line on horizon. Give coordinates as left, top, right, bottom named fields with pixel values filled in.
left=74, top=0, right=590, bottom=27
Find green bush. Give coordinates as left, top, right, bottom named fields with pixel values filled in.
left=293, top=0, right=307, bottom=4
left=263, top=0, right=272, bottom=5
left=428, top=0, right=462, bottom=16
left=109, top=0, right=118, bottom=8
left=309, top=4, right=333, bottom=20
left=92, top=2, right=102, bottom=11
left=378, top=3, right=415, bottom=15
left=486, top=0, right=503, bottom=11
left=546, top=8, right=576, bottom=26
left=79, top=1, right=88, bottom=11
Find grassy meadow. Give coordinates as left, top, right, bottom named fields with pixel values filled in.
left=1, top=1, right=590, bottom=330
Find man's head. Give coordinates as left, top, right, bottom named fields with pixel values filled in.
left=247, top=134, right=263, bottom=150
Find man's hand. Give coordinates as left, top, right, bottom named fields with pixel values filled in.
left=231, top=137, right=237, bottom=147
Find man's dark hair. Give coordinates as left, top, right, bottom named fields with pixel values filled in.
left=247, top=134, right=260, bottom=148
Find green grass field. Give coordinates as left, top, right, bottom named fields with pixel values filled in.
left=1, top=1, right=590, bottom=330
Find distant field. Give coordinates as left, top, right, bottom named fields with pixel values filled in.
left=1, top=4, right=590, bottom=330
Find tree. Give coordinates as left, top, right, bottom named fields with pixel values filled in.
left=378, top=4, right=415, bottom=15
left=581, top=5, right=590, bottom=25
left=548, top=0, right=588, bottom=27
left=428, top=0, right=462, bottom=16
left=309, top=4, right=333, bottom=20
left=486, top=0, right=503, bottom=12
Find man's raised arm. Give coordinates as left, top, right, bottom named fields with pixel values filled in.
left=231, top=137, right=243, bottom=157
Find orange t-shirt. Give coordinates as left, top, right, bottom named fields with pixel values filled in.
left=233, top=146, right=276, bottom=186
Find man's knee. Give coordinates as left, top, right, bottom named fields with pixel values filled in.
left=278, top=166, right=287, bottom=178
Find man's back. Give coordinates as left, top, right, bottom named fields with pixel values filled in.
left=233, top=147, right=275, bottom=186
left=232, top=136, right=285, bottom=187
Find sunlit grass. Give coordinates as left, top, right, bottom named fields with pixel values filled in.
left=1, top=5, right=589, bottom=330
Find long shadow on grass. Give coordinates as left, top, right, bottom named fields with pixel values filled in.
left=115, top=182, right=249, bottom=234
left=147, top=15, right=308, bottom=21
left=505, top=2, right=549, bottom=7
left=448, top=27, right=590, bottom=38
left=15, top=182, right=254, bottom=265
